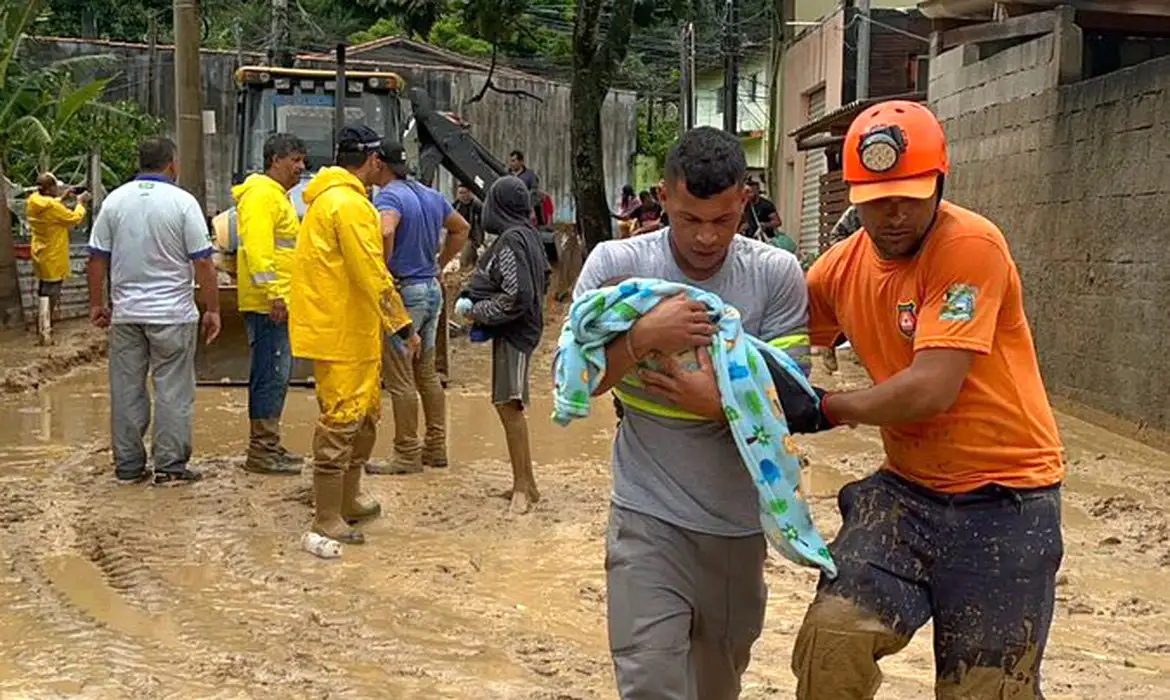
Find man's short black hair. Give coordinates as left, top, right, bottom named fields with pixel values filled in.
left=510, top=149, right=524, bottom=162
left=263, top=133, right=307, bottom=170
left=138, top=137, right=177, bottom=172
left=664, top=126, right=746, bottom=199
left=336, top=150, right=370, bottom=169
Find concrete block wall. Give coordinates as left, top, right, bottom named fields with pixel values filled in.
left=929, top=41, right=1170, bottom=436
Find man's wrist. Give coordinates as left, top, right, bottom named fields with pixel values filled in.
left=820, top=391, right=842, bottom=426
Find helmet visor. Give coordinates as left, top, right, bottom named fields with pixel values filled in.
left=849, top=173, right=937, bottom=205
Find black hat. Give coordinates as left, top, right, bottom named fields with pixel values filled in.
left=378, top=141, right=410, bottom=177
left=336, top=125, right=384, bottom=156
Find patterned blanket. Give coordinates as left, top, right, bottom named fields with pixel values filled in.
left=552, top=278, right=837, bottom=576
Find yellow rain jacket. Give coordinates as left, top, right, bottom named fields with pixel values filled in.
left=27, top=193, right=85, bottom=282
left=290, top=166, right=411, bottom=364
left=234, top=173, right=299, bottom=313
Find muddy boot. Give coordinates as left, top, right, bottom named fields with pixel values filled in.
left=276, top=444, right=305, bottom=467
left=383, top=343, right=424, bottom=473
left=364, top=458, right=423, bottom=475
left=343, top=417, right=382, bottom=524
left=312, top=422, right=365, bottom=545
left=243, top=419, right=300, bottom=475
left=416, top=349, right=448, bottom=468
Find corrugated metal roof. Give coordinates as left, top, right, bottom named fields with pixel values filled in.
left=788, top=91, right=927, bottom=147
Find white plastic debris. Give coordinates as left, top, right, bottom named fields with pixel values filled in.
left=302, top=532, right=342, bottom=559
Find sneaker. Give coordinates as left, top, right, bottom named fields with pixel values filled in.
left=153, top=469, right=203, bottom=487
left=115, top=471, right=150, bottom=485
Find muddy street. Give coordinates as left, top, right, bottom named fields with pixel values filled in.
left=0, top=335, right=1168, bottom=699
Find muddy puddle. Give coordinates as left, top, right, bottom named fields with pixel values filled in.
left=0, top=339, right=1168, bottom=698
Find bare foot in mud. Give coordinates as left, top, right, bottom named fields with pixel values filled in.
left=505, top=484, right=542, bottom=515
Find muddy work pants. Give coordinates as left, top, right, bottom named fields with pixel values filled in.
left=606, top=505, right=768, bottom=700
left=312, top=359, right=382, bottom=469
left=108, top=323, right=198, bottom=479
left=792, top=470, right=1063, bottom=700
left=383, top=278, right=446, bottom=466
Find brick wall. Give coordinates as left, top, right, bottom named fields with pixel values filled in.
left=929, top=37, right=1170, bottom=436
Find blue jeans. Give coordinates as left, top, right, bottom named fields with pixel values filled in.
left=389, top=278, right=443, bottom=353
left=245, top=312, right=292, bottom=420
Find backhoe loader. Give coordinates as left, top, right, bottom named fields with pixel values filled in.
left=196, top=66, right=535, bottom=386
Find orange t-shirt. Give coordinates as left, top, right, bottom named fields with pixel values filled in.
left=807, top=200, right=1064, bottom=493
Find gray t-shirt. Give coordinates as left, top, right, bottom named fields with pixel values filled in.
left=88, top=176, right=212, bottom=325
left=574, top=229, right=809, bottom=536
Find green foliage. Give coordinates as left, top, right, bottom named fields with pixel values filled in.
left=637, top=100, right=679, bottom=172
left=349, top=17, right=407, bottom=45
left=7, top=99, right=164, bottom=188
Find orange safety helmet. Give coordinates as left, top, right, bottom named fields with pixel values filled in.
left=842, top=100, right=949, bottom=205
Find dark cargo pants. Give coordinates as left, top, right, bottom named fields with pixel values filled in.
left=792, top=470, right=1063, bottom=700
left=606, top=505, right=768, bottom=700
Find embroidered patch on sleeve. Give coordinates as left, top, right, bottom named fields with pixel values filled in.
left=940, top=283, right=977, bottom=322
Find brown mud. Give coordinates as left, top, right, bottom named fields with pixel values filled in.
left=0, top=329, right=1168, bottom=698
left=0, top=320, right=108, bottom=394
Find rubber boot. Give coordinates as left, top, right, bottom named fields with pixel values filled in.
left=343, top=417, right=382, bottom=524
left=311, top=421, right=365, bottom=544
left=416, top=349, right=448, bottom=468
left=243, top=419, right=300, bottom=475
left=376, top=349, right=424, bottom=474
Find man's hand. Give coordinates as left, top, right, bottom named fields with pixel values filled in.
left=269, top=298, right=288, bottom=323
left=401, top=333, right=422, bottom=358
left=638, top=346, right=726, bottom=422
left=89, top=305, right=111, bottom=329
left=78, top=191, right=92, bottom=205
left=633, top=293, right=717, bottom=357
left=201, top=311, right=222, bottom=345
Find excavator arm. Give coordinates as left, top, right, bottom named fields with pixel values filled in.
left=408, top=88, right=508, bottom=199
left=407, top=87, right=559, bottom=264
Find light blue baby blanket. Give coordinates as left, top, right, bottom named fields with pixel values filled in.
left=552, top=277, right=837, bottom=576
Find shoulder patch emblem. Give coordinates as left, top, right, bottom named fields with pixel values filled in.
left=896, top=300, right=917, bottom=340
left=940, top=283, right=978, bottom=322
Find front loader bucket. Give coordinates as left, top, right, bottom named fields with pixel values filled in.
left=195, top=283, right=314, bottom=387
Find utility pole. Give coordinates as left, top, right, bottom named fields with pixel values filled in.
left=270, top=0, right=291, bottom=67
left=856, top=0, right=872, bottom=100
left=679, top=22, right=696, bottom=132
left=146, top=13, right=158, bottom=116
left=722, top=0, right=739, bottom=134
left=333, top=44, right=347, bottom=154
left=234, top=20, right=243, bottom=70
left=174, top=0, right=206, bottom=207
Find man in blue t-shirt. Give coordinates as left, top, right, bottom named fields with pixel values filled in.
left=373, top=142, right=470, bottom=475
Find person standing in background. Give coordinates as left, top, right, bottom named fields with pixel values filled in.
left=616, top=185, right=641, bottom=239
left=453, top=176, right=549, bottom=515
left=508, top=150, right=538, bottom=192
left=233, top=133, right=308, bottom=476
left=741, top=178, right=781, bottom=241
left=290, top=125, right=415, bottom=545
left=453, top=183, right=484, bottom=268
left=374, top=142, right=470, bottom=475
left=86, top=137, right=222, bottom=486
left=28, top=172, right=89, bottom=333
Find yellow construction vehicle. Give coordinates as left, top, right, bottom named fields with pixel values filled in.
left=197, top=65, right=406, bottom=385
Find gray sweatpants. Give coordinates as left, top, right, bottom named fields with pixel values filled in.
left=606, top=505, right=768, bottom=700
left=109, top=323, right=198, bottom=477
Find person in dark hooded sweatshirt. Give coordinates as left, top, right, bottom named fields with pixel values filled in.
left=454, top=176, right=550, bottom=514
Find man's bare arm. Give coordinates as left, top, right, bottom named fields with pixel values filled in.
left=87, top=255, right=108, bottom=310
left=439, top=209, right=470, bottom=269
left=824, top=349, right=974, bottom=426
left=193, top=258, right=221, bottom=313
left=381, top=210, right=401, bottom=259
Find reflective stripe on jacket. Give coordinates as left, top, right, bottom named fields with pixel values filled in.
left=234, top=173, right=299, bottom=313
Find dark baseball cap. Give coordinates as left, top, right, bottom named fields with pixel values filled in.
left=378, top=141, right=410, bottom=177
left=336, top=125, right=383, bottom=155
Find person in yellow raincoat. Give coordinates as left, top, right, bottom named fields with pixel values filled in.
left=27, top=172, right=90, bottom=322
left=290, top=125, right=417, bottom=545
left=234, top=133, right=308, bottom=476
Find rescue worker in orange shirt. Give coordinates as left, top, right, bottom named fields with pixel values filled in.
left=790, top=101, right=1064, bottom=699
